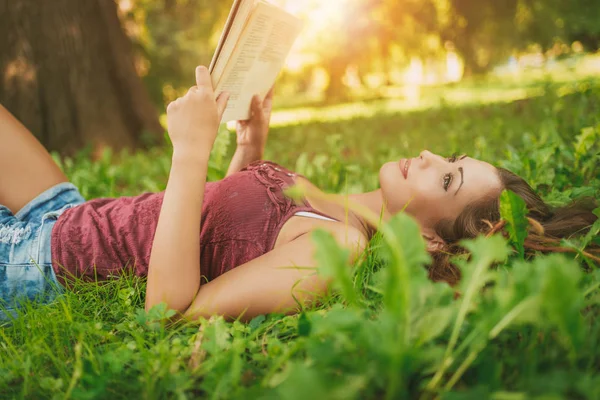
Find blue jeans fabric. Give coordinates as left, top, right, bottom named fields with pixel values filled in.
left=0, top=182, right=85, bottom=320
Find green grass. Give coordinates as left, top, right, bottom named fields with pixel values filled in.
left=1, top=71, right=600, bottom=399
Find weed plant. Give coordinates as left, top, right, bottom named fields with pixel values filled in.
left=1, top=79, right=599, bottom=399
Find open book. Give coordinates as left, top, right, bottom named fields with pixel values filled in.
left=210, top=0, right=303, bottom=123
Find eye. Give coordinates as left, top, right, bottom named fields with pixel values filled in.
left=443, top=173, right=453, bottom=191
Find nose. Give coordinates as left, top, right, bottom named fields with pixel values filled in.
left=418, top=150, right=434, bottom=167
left=420, top=150, right=434, bottom=160
left=418, top=150, right=446, bottom=169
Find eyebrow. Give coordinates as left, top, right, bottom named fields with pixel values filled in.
left=454, top=167, right=464, bottom=196
left=459, top=155, right=467, bottom=160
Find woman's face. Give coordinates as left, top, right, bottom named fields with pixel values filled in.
left=379, top=150, right=502, bottom=229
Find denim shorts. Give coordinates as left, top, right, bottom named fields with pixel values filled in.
left=0, top=182, right=85, bottom=320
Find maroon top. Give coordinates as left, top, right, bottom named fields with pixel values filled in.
left=50, top=161, right=335, bottom=283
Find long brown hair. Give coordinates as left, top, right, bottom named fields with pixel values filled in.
left=429, top=168, right=599, bottom=285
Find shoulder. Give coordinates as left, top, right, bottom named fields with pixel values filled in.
left=327, top=223, right=369, bottom=259
left=287, top=222, right=367, bottom=265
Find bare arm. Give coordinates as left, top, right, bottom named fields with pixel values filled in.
left=146, top=155, right=207, bottom=312
left=226, top=145, right=263, bottom=177
left=183, top=224, right=367, bottom=321
left=146, top=67, right=229, bottom=313
left=226, top=88, right=274, bottom=177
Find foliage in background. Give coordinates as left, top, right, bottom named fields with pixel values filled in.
left=121, top=0, right=230, bottom=106
left=1, top=76, right=599, bottom=399
left=120, top=0, right=600, bottom=104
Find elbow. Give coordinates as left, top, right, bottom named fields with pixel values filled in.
left=144, top=290, right=196, bottom=315
left=145, top=296, right=193, bottom=315
left=144, top=296, right=160, bottom=313
left=145, top=264, right=201, bottom=313
left=144, top=296, right=158, bottom=313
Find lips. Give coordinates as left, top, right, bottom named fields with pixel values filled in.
left=399, top=158, right=411, bottom=179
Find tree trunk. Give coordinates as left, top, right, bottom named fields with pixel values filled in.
left=324, top=56, right=349, bottom=102
left=453, top=39, right=490, bottom=78
left=0, top=0, right=163, bottom=155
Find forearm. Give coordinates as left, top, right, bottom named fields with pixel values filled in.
left=146, top=153, right=208, bottom=312
left=183, top=226, right=366, bottom=322
left=226, top=145, right=263, bottom=177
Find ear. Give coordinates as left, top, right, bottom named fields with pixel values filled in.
left=422, top=229, right=446, bottom=252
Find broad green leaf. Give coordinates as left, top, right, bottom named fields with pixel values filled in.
left=248, top=314, right=266, bottom=332
left=297, top=313, right=311, bottom=337
left=276, top=362, right=366, bottom=400
left=490, top=391, right=528, bottom=400
left=582, top=207, right=600, bottom=249
left=380, top=213, right=430, bottom=319
left=412, top=306, right=453, bottom=346
left=201, top=317, right=232, bottom=354
left=574, top=125, right=599, bottom=164
left=488, top=260, right=545, bottom=328
left=312, top=229, right=358, bottom=307
left=538, top=254, right=585, bottom=352
left=428, top=236, right=509, bottom=392
left=459, top=235, right=510, bottom=295
left=561, top=207, right=600, bottom=269
left=309, top=306, right=363, bottom=337
left=499, top=190, right=528, bottom=259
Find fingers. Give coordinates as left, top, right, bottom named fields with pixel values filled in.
left=250, top=95, right=263, bottom=118
left=167, top=97, right=182, bottom=113
left=263, top=92, right=274, bottom=113
left=216, top=92, right=230, bottom=119
left=265, top=86, right=275, bottom=101
left=195, top=66, right=213, bottom=91
left=169, top=85, right=194, bottom=112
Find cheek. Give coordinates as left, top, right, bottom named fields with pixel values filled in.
left=379, top=166, right=451, bottom=222
left=380, top=163, right=428, bottom=215
left=407, top=192, right=446, bottom=222
left=409, top=187, right=466, bottom=225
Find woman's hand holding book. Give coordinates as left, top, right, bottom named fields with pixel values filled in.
left=167, top=66, right=229, bottom=162
left=226, top=87, right=274, bottom=176
left=234, top=87, right=274, bottom=153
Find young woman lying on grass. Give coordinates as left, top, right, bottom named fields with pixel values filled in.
left=0, top=66, right=598, bottom=321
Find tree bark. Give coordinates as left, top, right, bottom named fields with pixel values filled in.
left=324, top=56, right=350, bottom=102
left=0, top=0, right=163, bottom=155
left=452, top=37, right=491, bottom=78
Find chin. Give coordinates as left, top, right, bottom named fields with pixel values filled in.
left=379, top=161, right=401, bottom=182
left=379, top=161, right=402, bottom=201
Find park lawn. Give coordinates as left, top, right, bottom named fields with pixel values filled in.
left=1, top=71, right=600, bottom=399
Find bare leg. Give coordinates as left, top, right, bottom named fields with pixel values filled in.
left=0, top=104, right=68, bottom=214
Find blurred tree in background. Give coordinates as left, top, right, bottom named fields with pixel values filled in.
left=0, top=0, right=598, bottom=152
left=517, top=0, right=600, bottom=51
left=440, top=0, right=520, bottom=76
left=312, top=0, right=440, bottom=99
left=120, top=0, right=230, bottom=106
left=0, top=0, right=163, bottom=154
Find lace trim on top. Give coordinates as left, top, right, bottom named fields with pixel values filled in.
left=242, top=161, right=340, bottom=251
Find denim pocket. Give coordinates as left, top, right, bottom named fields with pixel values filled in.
left=0, top=263, right=60, bottom=314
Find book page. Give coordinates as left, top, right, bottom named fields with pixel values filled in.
left=215, top=1, right=303, bottom=123
left=209, top=0, right=242, bottom=73
left=210, top=0, right=257, bottom=86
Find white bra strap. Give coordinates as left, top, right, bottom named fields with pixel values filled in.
left=294, top=211, right=337, bottom=222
